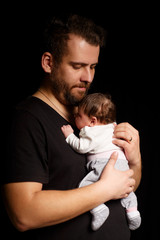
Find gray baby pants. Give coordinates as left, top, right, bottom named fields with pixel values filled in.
left=79, top=156, right=138, bottom=213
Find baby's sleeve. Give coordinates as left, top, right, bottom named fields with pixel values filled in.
left=66, top=127, right=95, bottom=154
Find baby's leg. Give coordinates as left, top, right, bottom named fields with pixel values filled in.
left=79, top=159, right=110, bottom=231
left=121, top=191, right=141, bottom=230
left=79, top=169, right=99, bottom=188
left=90, top=204, right=109, bottom=231
left=114, top=155, right=141, bottom=230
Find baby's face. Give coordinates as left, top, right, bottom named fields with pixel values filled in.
left=74, top=108, right=91, bottom=130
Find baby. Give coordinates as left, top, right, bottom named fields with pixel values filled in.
left=61, top=93, right=141, bottom=231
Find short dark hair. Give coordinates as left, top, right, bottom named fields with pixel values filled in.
left=79, top=93, right=116, bottom=124
left=41, top=14, right=106, bottom=65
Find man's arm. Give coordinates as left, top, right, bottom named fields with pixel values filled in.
left=113, top=122, right=142, bottom=190
left=2, top=152, right=135, bottom=232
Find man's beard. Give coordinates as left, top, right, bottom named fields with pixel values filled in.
left=50, top=73, right=91, bottom=106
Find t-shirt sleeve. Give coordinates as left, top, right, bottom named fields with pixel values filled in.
left=4, top=110, right=49, bottom=184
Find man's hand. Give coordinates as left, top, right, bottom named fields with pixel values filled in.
left=112, top=122, right=142, bottom=190
left=112, top=122, right=141, bottom=165
left=99, top=152, right=135, bottom=200
left=61, top=125, right=74, bottom=138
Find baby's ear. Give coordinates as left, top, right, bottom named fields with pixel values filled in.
left=89, top=116, right=98, bottom=127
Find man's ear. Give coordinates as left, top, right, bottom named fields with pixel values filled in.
left=89, top=116, right=98, bottom=127
left=41, top=52, right=53, bottom=73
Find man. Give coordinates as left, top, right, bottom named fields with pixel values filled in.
left=2, top=14, right=141, bottom=239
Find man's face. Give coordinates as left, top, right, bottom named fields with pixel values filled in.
left=50, top=34, right=100, bottom=105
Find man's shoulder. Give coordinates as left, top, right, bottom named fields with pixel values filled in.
left=16, top=96, right=46, bottom=114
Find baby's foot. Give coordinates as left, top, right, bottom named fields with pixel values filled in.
left=127, top=210, right=141, bottom=230
left=91, top=206, right=109, bottom=231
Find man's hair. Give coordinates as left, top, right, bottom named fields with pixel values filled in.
left=41, top=14, right=106, bottom=65
left=79, top=93, right=116, bottom=124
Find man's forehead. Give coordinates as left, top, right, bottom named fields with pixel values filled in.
left=66, top=34, right=100, bottom=63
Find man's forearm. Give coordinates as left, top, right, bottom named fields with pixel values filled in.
left=3, top=181, right=111, bottom=232
left=23, top=183, right=108, bottom=230
left=129, top=157, right=142, bottom=191
left=3, top=153, right=136, bottom=232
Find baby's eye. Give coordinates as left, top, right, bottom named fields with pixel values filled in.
left=74, top=113, right=79, bottom=118
left=74, top=112, right=81, bottom=119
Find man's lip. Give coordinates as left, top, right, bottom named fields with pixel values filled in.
left=72, top=86, right=87, bottom=91
left=78, top=87, right=86, bottom=91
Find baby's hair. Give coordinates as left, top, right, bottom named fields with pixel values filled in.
left=79, top=93, right=116, bottom=124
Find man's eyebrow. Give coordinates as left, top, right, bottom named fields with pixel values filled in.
left=69, top=61, right=98, bottom=66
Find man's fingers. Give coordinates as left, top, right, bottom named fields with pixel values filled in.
left=107, top=152, right=118, bottom=166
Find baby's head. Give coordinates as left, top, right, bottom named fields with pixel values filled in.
left=75, top=93, right=116, bottom=129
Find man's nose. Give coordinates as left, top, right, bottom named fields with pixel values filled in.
left=81, top=67, right=94, bottom=83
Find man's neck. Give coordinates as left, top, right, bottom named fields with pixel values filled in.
left=33, top=87, right=76, bottom=124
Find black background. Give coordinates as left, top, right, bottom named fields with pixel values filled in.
left=1, top=2, right=158, bottom=239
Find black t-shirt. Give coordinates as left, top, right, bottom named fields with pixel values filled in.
left=2, top=96, right=130, bottom=240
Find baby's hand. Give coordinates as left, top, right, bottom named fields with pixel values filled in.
left=61, top=125, right=74, bottom=138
